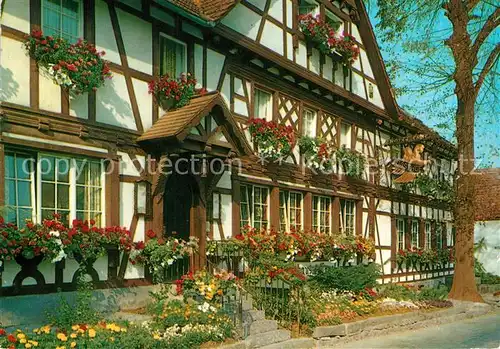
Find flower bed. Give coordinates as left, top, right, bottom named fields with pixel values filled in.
left=24, top=30, right=111, bottom=95
left=396, top=247, right=453, bottom=271
left=298, top=14, right=360, bottom=66
left=148, top=73, right=206, bottom=111
left=248, top=118, right=295, bottom=161
left=175, top=269, right=238, bottom=304
left=299, top=136, right=335, bottom=171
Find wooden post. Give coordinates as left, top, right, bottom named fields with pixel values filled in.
left=105, top=156, right=120, bottom=227
left=390, top=215, right=397, bottom=271
left=405, top=218, right=411, bottom=250
left=368, top=197, right=376, bottom=240
left=303, top=192, right=312, bottom=231
left=270, top=186, right=280, bottom=231
left=419, top=218, right=425, bottom=248
left=231, top=175, right=241, bottom=236
left=356, top=200, right=363, bottom=235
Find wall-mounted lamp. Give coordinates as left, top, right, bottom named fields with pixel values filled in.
left=134, top=179, right=152, bottom=218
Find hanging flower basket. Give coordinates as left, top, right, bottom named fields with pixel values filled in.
left=298, top=14, right=360, bottom=66
left=24, top=29, right=112, bottom=95
left=336, top=146, right=366, bottom=179
left=148, top=73, right=206, bottom=111
left=248, top=118, right=295, bottom=162
left=298, top=136, right=335, bottom=172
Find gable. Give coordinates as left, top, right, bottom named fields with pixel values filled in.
left=216, top=0, right=398, bottom=118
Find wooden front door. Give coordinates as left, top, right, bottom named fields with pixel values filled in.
left=164, top=173, right=193, bottom=242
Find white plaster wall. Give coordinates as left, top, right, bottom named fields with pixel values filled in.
left=95, top=0, right=121, bottom=66
left=221, top=4, right=261, bottom=41
left=124, top=217, right=146, bottom=279
left=323, top=56, right=333, bottom=82
left=286, top=0, right=293, bottom=28
left=360, top=50, right=374, bottom=78
left=362, top=211, right=369, bottom=236
left=286, top=33, right=294, bottom=61
left=310, top=48, right=321, bottom=75
left=132, top=78, right=153, bottom=130
left=96, top=73, right=137, bottom=130
left=117, top=9, right=152, bottom=74
left=63, top=258, right=80, bottom=282
left=118, top=152, right=145, bottom=176
left=1, top=0, right=30, bottom=32
left=247, top=0, right=267, bottom=11
left=1, top=260, right=21, bottom=286
left=206, top=49, right=225, bottom=92
left=151, top=6, right=175, bottom=26
left=369, top=83, right=384, bottom=109
left=375, top=249, right=392, bottom=275
left=182, top=21, right=203, bottom=40
left=120, top=182, right=135, bottom=228
left=376, top=214, right=392, bottom=246
left=220, top=74, right=231, bottom=106
left=216, top=171, right=232, bottom=190
left=69, top=93, right=89, bottom=118
left=220, top=194, right=233, bottom=238
left=39, top=71, right=61, bottom=113
left=475, top=221, right=500, bottom=276
left=260, top=20, right=284, bottom=55
left=1, top=37, right=30, bottom=106
left=352, top=72, right=366, bottom=98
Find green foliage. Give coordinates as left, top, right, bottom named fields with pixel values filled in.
left=47, top=276, right=101, bottom=329
left=412, top=174, right=455, bottom=204
left=377, top=283, right=417, bottom=301
left=377, top=283, right=449, bottom=301
left=416, top=285, right=449, bottom=301
left=475, top=258, right=500, bottom=285
left=309, top=263, right=380, bottom=293
left=336, top=146, right=366, bottom=179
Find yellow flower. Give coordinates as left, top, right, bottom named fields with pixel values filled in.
left=56, top=346, right=66, bottom=349
left=41, top=326, right=51, bottom=334
left=88, top=329, right=96, bottom=338
left=120, top=328, right=127, bottom=333
left=57, top=333, right=68, bottom=342
left=153, top=334, right=161, bottom=340
left=70, top=333, right=77, bottom=339
left=71, top=325, right=79, bottom=331
left=29, top=340, right=39, bottom=347
left=33, top=328, right=39, bottom=334
left=25, top=344, right=32, bottom=348
left=20, top=338, right=27, bottom=344
left=70, top=342, right=77, bottom=348
left=109, top=337, right=115, bottom=342
left=17, top=333, right=26, bottom=339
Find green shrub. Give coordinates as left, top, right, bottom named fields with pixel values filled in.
left=309, top=263, right=380, bottom=293
left=377, top=283, right=416, bottom=300
left=416, top=285, right=449, bottom=300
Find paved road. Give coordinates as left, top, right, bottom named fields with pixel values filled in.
left=339, top=312, right=500, bottom=349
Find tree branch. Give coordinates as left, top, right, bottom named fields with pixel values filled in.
left=466, top=0, right=481, bottom=12
left=475, top=43, right=500, bottom=94
left=471, top=6, right=500, bottom=57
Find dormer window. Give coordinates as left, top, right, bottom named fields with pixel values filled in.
left=298, top=0, right=319, bottom=16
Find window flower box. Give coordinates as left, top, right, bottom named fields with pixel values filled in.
left=299, top=136, right=335, bottom=172
left=24, top=29, right=112, bottom=95
left=148, top=73, right=206, bottom=111
left=298, top=14, right=360, bottom=66
left=248, top=118, right=295, bottom=162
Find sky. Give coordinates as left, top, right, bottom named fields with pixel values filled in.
left=366, top=4, right=500, bottom=168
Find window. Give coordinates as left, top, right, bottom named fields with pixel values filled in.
left=396, top=218, right=406, bottom=250
left=436, top=223, right=443, bottom=249
left=298, top=0, right=319, bottom=16
left=339, top=199, right=356, bottom=235
left=340, top=123, right=351, bottom=148
left=75, top=160, right=103, bottom=225
left=425, top=221, right=432, bottom=249
left=3, top=151, right=104, bottom=227
left=160, top=35, right=187, bottom=78
left=279, top=191, right=303, bottom=232
left=42, top=0, right=81, bottom=43
left=411, top=220, right=419, bottom=248
left=302, top=108, right=317, bottom=137
left=325, top=10, right=342, bottom=31
left=240, top=185, right=269, bottom=229
left=312, top=195, right=331, bottom=233
left=253, top=88, right=273, bottom=120
left=4, top=152, right=35, bottom=228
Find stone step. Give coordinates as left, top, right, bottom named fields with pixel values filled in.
left=244, top=329, right=291, bottom=348
left=243, top=309, right=266, bottom=322
left=249, top=319, right=278, bottom=335
left=260, top=338, right=316, bottom=349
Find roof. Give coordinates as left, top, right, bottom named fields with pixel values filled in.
left=474, top=168, right=500, bottom=221
left=168, top=0, right=238, bottom=21
left=137, top=91, right=252, bottom=155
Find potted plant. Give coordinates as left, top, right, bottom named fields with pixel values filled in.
left=299, top=136, right=335, bottom=172
left=336, top=146, right=366, bottom=179
left=148, top=73, right=205, bottom=111
left=248, top=118, right=295, bottom=162
left=24, top=29, right=112, bottom=95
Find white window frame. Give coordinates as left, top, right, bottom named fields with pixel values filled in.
left=35, top=154, right=105, bottom=226
left=312, top=195, right=331, bottom=234
left=411, top=219, right=419, bottom=248
left=425, top=221, right=432, bottom=249
left=159, top=33, right=188, bottom=78
left=240, top=184, right=270, bottom=229
left=339, top=199, right=356, bottom=235
left=279, top=190, right=303, bottom=232
left=253, top=87, right=273, bottom=121
left=436, top=222, right=443, bottom=249
left=4, top=151, right=37, bottom=227
left=302, top=108, right=317, bottom=138
left=397, top=218, right=406, bottom=250
left=41, top=0, right=83, bottom=43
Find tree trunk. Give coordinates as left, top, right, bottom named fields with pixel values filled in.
left=448, top=97, right=483, bottom=303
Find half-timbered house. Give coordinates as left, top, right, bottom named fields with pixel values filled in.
left=0, top=0, right=456, bottom=296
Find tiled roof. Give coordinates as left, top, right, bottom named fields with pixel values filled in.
left=138, top=93, right=220, bottom=142
left=168, top=0, right=238, bottom=21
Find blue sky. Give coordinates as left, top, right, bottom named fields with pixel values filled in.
left=366, top=5, right=500, bottom=168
